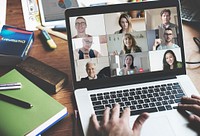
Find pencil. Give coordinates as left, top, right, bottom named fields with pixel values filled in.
left=36, top=25, right=68, bottom=41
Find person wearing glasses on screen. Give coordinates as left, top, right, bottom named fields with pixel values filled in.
left=114, top=13, right=133, bottom=34
left=73, top=16, right=92, bottom=38
left=153, top=28, right=179, bottom=51
left=74, top=36, right=101, bottom=60
left=157, top=9, right=178, bottom=40
left=163, top=50, right=182, bottom=70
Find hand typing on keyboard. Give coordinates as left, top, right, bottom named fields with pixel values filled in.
left=178, top=95, right=200, bottom=126
left=88, top=103, right=149, bottom=136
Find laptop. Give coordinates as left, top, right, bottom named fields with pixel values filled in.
left=38, top=0, right=78, bottom=28
left=65, top=0, right=199, bottom=135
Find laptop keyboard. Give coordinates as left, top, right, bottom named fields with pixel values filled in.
left=90, top=82, right=185, bottom=121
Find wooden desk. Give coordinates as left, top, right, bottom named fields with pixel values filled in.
left=4, top=1, right=200, bottom=136
left=5, top=1, right=77, bottom=136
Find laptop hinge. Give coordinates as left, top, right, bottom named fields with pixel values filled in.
left=87, top=75, right=177, bottom=91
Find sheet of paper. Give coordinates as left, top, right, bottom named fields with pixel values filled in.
left=21, top=0, right=41, bottom=31
left=0, top=0, right=7, bottom=31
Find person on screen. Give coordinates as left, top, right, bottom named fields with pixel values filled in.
left=114, top=13, right=133, bottom=34
left=153, top=28, right=179, bottom=51
left=113, top=33, right=141, bottom=55
left=73, top=16, right=92, bottom=38
left=88, top=94, right=200, bottom=136
left=119, top=54, right=138, bottom=75
left=74, top=37, right=101, bottom=60
left=81, top=62, right=105, bottom=81
left=122, top=33, right=141, bottom=54
left=163, top=50, right=182, bottom=70
left=158, top=9, right=177, bottom=30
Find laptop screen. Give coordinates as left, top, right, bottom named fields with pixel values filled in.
left=65, top=0, right=186, bottom=90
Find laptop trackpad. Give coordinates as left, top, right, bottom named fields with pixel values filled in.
left=141, top=116, right=175, bottom=136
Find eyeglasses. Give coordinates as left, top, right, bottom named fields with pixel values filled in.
left=75, top=22, right=86, bottom=26
left=164, top=33, right=172, bottom=35
left=83, top=40, right=93, bottom=44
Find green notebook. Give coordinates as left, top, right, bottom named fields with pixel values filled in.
left=0, top=69, right=68, bottom=136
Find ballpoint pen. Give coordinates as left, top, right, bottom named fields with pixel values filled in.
left=0, top=93, right=33, bottom=109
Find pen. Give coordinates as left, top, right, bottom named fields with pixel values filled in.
left=0, top=93, right=33, bottom=109
left=0, top=82, right=22, bottom=91
left=41, top=30, right=57, bottom=49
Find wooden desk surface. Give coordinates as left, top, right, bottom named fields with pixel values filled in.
left=4, top=0, right=200, bottom=136
left=5, top=1, right=76, bottom=136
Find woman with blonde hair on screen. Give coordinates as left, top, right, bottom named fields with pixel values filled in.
left=113, top=33, right=141, bottom=55
left=121, top=33, right=142, bottom=54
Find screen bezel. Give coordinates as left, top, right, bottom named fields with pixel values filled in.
left=65, top=0, right=186, bottom=90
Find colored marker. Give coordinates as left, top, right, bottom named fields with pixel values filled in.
left=41, top=30, right=57, bottom=49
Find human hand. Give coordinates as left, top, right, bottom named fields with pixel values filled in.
left=153, top=39, right=162, bottom=50
left=178, top=95, right=200, bottom=125
left=88, top=104, right=149, bottom=136
left=112, top=50, right=119, bottom=55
